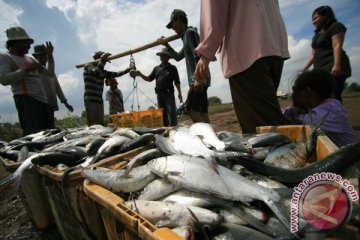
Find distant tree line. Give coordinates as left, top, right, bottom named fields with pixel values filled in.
left=344, top=82, right=360, bottom=92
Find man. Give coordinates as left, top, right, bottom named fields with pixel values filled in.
left=0, top=27, right=51, bottom=136
left=136, top=48, right=183, bottom=126
left=105, top=78, right=124, bottom=115
left=195, top=0, right=290, bottom=133
left=83, top=51, right=132, bottom=126
left=163, top=9, right=210, bottom=123
left=32, top=43, right=73, bottom=128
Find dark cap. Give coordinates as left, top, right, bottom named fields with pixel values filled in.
left=32, top=44, right=47, bottom=56
left=166, top=9, right=187, bottom=29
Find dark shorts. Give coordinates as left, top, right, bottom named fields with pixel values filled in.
left=185, top=86, right=208, bottom=113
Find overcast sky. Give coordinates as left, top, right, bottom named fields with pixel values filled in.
left=1, top=0, right=359, bottom=123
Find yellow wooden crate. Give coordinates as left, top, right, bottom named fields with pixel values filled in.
left=256, top=125, right=338, bottom=161
left=35, top=146, right=152, bottom=240
left=111, top=109, right=163, bottom=128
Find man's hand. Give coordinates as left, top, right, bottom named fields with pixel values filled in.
left=64, top=102, right=74, bottom=112
left=101, top=52, right=112, bottom=62
left=158, top=36, right=170, bottom=48
left=24, top=61, right=42, bottom=73
left=195, top=55, right=210, bottom=82
left=46, top=41, right=54, bottom=57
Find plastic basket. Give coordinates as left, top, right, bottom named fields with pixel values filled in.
left=35, top=145, right=153, bottom=240
left=83, top=177, right=184, bottom=240
left=111, top=109, right=163, bottom=128
left=17, top=168, right=55, bottom=229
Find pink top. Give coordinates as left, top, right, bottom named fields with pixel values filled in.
left=195, top=0, right=290, bottom=78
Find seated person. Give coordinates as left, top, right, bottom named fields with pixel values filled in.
left=282, top=69, right=357, bottom=147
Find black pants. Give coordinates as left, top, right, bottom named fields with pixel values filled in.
left=229, top=56, right=287, bottom=133
left=157, top=91, right=177, bottom=126
left=14, top=95, right=50, bottom=136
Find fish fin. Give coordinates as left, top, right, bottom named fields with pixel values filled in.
left=209, top=158, right=220, bottom=174
left=224, top=204, right=273, bottom=237
left=187, top=207, right=210, bottom=240
left=263, top=198, right=301, bottom=238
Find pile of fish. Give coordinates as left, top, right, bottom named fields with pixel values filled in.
left=1, top=122, right=359, bottom=239
left=0, top=125, right=159, bottom=192
left=80, top=123, right=360, bottom=239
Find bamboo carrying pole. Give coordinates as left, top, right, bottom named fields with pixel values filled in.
left=75, top=34, right=180, bottom=68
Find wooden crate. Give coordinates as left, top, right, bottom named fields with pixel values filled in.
left=256, top=125, right=338, bottom=161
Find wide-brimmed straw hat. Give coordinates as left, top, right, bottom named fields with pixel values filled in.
left=6, top=27, right=34, bottom=43
left=156, top=48, right=171, bottom=57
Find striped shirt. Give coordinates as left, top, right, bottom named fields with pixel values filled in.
left=83, top=59, right=129, bottom=104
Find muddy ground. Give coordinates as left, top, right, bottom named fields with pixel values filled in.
left=0, top=97, right=359, bottom=240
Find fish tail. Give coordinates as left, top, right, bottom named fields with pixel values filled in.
left=264, top=198, right=299, bottom=238
left=90, top=153, right=100, bottom=164
left=0, top=173, right=16, bottom=192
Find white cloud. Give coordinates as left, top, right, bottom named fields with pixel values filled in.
left=57, top=70, right=80, bottom=90
left=0, top=1, right=23, bottom=50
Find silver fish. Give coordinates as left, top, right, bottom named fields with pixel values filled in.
left=168, top=129, right=218, bottom=172
left=171, top=226, right=195, bottom=240
left=81, top=165, right=156, bottom=193
left=247, top=132, right=291, bottom=148
left=160, top=189, right=229, bottom=208
left=155, top=134, right=178, bottom=155
left=147, top=155, right=289, bottom=230
left=189, top=123, right=225, bottom=151
left=85, top=137, right=106, bottom=156
left=218, top=205, right=267, bottom=225
left=121, top=148, right=163, bottom=177
left=108, top=128, right=140, bottom=139
left=91, top=135, right=131, bottom=164
left=264, top=142, right=307, bottom=169
left=138, top=178, right=181, bottom=201
left=232, top=165, right=287, bottom=189
left=124, top=200, right=222, bottom=228
left=210, top=223, right=274, bottom=240
left=0, top=153, right=46, bottom=192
